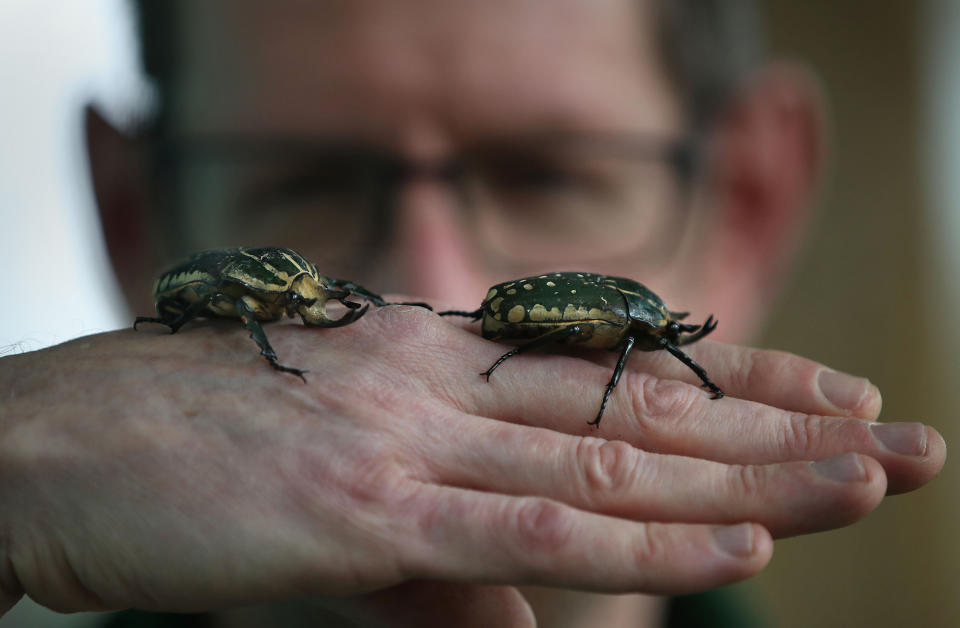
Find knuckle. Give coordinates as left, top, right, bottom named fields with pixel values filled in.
left=412, top=487, right=466, bottom=544
left=511, top=498, right=575, bottom=556
left=736, top=348, right=801, bottom=392
left=631, top=374, right=697, bottom=431
left=359, top=310, right=468, bottom=402
left=629, top=521, right=667, bottom=567
left=726, top=464, right=767, bottom=502
left=731, top=346, right=764, bottom=392
left=315, top=445, right=413, bottom=508
left=345, top=461, right=407, bottom=505
left=364, top=304, right=438, bottom=344
left=781, top=412, right=826, bottom=454
left=575, top=437, right=641, bottom=497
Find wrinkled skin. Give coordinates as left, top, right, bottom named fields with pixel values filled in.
left=0, top=305, right=944, bottom=625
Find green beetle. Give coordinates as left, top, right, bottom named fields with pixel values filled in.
left=441, top=272, right=723, bottom=427
left=134, top=247, right=427, bottom=379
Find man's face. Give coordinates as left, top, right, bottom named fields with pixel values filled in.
left=159, top=0, right=727, bottom=332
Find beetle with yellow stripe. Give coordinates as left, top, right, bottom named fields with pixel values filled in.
left=442, top=272, right=723, bottom=427
left=134, top=247, right=429, bottom=379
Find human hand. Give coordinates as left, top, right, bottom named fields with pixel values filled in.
left=0, top=304, right=944, bottom=625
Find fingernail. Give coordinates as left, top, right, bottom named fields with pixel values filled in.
left=811, top=453, right=866, bottom=482
left=870, top=422, right=928, bottom=456
left=818, top=369, right=871, bottom=412
left=713, top=523, right=755, bottom=557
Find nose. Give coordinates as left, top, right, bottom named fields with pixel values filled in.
left=386, top=175, right=488, bottom=307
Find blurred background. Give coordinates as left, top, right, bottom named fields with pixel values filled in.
left=754, top=2, right=959, bottom=626
left=0, top=0, right=956, bottom=626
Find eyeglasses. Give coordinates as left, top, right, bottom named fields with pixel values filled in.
left=152, top=132, right=700, bottom=274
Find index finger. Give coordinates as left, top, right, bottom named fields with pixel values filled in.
left=448, top=321, right=882, bottom=419
left=615, top=341, right=882, bottom=419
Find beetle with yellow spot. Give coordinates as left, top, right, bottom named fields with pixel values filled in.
left=441, top=272, right=723, bottom=427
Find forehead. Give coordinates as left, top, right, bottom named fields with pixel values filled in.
left=174, top=0, right=681, bottom=145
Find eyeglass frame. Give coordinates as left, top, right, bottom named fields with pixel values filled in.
left=143, top=130, right=706, bottom=273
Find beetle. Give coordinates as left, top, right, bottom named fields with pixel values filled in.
left=440, top=272, right=723, bottom=427
left=134, top=247, right=428, bottom=379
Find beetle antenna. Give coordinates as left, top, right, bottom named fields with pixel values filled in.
left=438, top=308, right=484, bottom=321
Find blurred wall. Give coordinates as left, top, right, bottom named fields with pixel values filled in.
left=752, top=1, right=959, bottom=626
left=0, top=0, right=138, bottom=355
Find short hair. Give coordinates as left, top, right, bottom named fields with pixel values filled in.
left=652, top=0, right=764, bottom=132
left=132, top=0, right=763, bottom=136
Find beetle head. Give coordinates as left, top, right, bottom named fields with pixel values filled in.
left=290, top=275, right=368, bottom=327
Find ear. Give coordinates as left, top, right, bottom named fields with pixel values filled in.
left=85, top=105, right=158, bottom=311
left=696, top=63, right=826, bottom=337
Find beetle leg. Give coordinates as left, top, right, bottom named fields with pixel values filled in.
left=234, top=297, right=308, bottom=382
left=677, top=315, right=718, bottom=345
left=328, top=280, right=388, bottom=307
left=481, top=323, right=588, bottom=381
left=331, top=279, right=435, bottom=311
left=134, top=295, right=213, bottom=334
left=662, top=341, right=724, bottom=399
left=133, top=316, right=163, bottom=330
left=587, top=335, right=636, bottom=428
left=438, top=308, right=484, bottom=320
left=393, top=300, right=435, bottom=310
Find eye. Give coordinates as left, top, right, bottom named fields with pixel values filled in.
left=505, top=166, right=581, bottom=192
left=262, top=163, right=374, bottom=202
left=483, top=159, right=592, bottom=197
